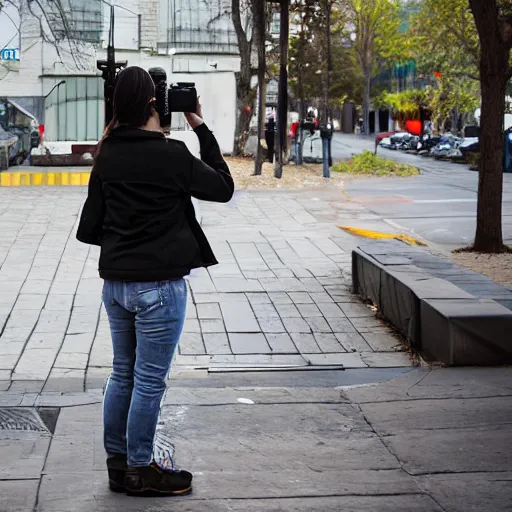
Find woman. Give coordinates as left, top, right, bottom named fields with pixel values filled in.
left=77, top=66, right=234, bottom=496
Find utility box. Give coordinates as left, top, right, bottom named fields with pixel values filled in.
left=505, top=127, right=512, bottom=173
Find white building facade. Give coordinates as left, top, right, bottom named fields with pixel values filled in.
left=0, top=0, right=240, bottom=154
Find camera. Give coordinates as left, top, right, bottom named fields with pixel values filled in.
left=148, top=67, right=197, bottom=128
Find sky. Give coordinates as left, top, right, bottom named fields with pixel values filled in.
left=0, top=4, right=21, bottom=55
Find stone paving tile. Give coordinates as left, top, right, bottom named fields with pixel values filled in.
left=196, top=303, right=222, bottom=319
left=360, top=352, right=413, bottom=367
left=179, top=333, right=206, bottom=355
left=268, top=292, right=293, bottom=304
left=228, top=333, right=271, bottom=354
left=335, top=332, right=374, bottom=353
left=13, top=293, right=47, bottom=310
left=13, top=348, right=57, bottom=381
left=183, top=318, right=201, bottom=333
left=288, top=292, right=314, bottom=304
left=265, top=333, right=298, bottom=354
left=309, top=292, right=335, bottom=303
left=304, top=352, right=367, bottom=368
left=305, top=317, right=333, bottom=333
left=44, top=369, right=85, bottom=392
left=200, top=319, right=226, bottom=334
left=339, top=302, right=375, bottom=318
left=220, top=302, right=260, bottom=333
left=317, top=302, right=346, bottom=318
left=296, top=303, right=322, bottom=317
left=34, top=310, right=70, bottom=334
left=257, top=317, right=287, bottom=333
left=25, top=332, right=63, bottom=351
left=246, top=292, right=271, bottom=305
left=44, top=294, right=74, bottom=311
left=363, top=332, right=404, bottom=352
left=251, top=303, right=280, bottom=318
left=274, top=303, right=301, bottom=318
left=213, top=278, right=263, bottom=293
left=54, top=352, right=89, bottom=369
left=290, top=333, right=321, bottom=353
left=314, top=333, right=347, bottom=353
left=203, top=333, right=232, bottom=354
left=282, top=317, right=311, bottom=333
left=59, top=333, right=95, bottom=354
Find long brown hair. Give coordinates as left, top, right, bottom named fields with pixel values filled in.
left=96, top=66, right=156, bottom=157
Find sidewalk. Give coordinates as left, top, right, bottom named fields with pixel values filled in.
left=0, top=186, right=413, bottom=396
left=2, top=367, right=511, bottom=511
left=1, top=185, right=511, bottom=510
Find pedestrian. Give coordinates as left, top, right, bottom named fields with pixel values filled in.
left=76, top=66, right=234, bottom=496
left=265, top=117, right=276, bottom=163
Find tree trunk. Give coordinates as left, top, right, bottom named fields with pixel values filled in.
left=469, top=0, right=511, bottom=252
left=473, top=76, right=507, bottom=252
left=233, top=77, right=256, bottom=156
left=363, top=71, right=371, bottom=135
left=231, top=0, right=255, bottom=157
left=254, top=0, right=266, bottom=175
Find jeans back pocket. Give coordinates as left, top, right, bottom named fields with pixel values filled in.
left=134, top=283, right=164, bottom=313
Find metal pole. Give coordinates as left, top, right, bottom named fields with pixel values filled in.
left=254, top=0, right=266, bottom=176
left=322, top=137, right=329, bottom=178
left=274, top=0, right=288, bottom=179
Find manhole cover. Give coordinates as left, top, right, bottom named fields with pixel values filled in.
left=0, top=408, right=49, bottom=432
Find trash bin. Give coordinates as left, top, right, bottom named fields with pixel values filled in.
left=505, top=127, right=512, bottom=173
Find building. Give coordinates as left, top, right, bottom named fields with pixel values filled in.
left=0, top=0, right=240, bottom=154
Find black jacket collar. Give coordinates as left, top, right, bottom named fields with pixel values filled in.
left=109, top=125, right=165, bottom=141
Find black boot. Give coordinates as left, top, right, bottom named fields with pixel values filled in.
left=107, top=454, right=127, bottom=493
left=125, top=461, right=193, bottom=496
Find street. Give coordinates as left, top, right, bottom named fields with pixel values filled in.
left=332, top=133, right=512, bottom=249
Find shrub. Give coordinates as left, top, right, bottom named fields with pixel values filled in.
left=332, top=151, right=420, bottom=177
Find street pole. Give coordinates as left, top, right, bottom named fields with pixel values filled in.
left=254, top=0, right=266, bottom=176
left=321, top=0, right=332, bottom=177
left=97, top=6, right=127, bottom=128
left=274, top=0, right=289, bottom=179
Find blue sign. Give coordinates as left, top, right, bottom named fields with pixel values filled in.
left=1, top=48, right=20, bottom=61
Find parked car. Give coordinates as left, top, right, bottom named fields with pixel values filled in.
left=0, top=99, right=40, bottom=169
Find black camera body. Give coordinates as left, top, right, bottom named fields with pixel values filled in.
left=148, top=67, right=197, bottom=128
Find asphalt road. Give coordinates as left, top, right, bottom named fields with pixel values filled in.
left=331, top=133, right=512, bottom=250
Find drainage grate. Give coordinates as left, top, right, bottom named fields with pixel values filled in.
left=0, top=408, right=50, bottom=432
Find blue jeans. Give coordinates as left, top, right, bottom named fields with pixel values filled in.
left=102, top=279, right=187, bottom=467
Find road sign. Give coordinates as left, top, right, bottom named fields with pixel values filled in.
left=0, top=48, right=20, bottom=61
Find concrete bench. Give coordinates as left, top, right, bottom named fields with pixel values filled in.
left=352, top=241, right=512, bottom=365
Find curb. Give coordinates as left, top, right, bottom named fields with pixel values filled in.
left=0, top=171, right=90, bottom=187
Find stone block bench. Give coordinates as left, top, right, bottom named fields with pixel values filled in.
left=352, top=240, right=512, bottom=365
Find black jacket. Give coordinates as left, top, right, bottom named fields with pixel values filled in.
left=76, top=123, right=234, bottom=281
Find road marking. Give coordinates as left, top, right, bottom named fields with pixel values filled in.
left=338, top=226, right=427, bottom=247
left=0, top=171, right=90, bottom=187
left=412, top=199, right=477, bottom=203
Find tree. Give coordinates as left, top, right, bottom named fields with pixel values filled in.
left=288, top=1, right=362, bottom=117
left=411, top=0, right=480, bottom=82
left=469, top=0, right=512, bottom=252
left=232, top=0, right=257, bottom=156
left=345, top=0, right=403, bottom=134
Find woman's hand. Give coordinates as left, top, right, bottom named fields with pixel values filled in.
left=184, top=99, right=204, bottom=130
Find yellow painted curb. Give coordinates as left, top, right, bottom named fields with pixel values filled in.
left=338, top=226, right=427, bottom=247
left=0, top=171, right=90, bottom=187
